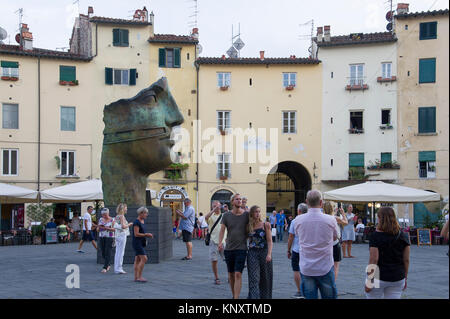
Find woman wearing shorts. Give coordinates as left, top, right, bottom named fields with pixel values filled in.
left=132, top=207, right=153, bottom=283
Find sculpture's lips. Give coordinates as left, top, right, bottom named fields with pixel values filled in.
left=103, top=126, right=168, bottom=145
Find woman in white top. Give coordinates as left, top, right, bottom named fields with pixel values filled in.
left=114, top=203, right=133, bottom=274
left=197, top=212, right=209, bottom=240
left=342, top=204, right=357, bottom=258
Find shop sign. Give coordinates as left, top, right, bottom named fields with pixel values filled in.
left=46, top=228, right=58, bottom=244
left=157, top=186, right=189, bottom=201
left=163, top=194, right=183, bottom=200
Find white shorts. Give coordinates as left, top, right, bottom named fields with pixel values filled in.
left=365, top=279, right=405, bottom=299
left=209, top=242, right=225, bottom=261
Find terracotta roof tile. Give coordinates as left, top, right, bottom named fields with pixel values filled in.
left=0, top=44, right=91, bottom=61
left=395, top=9, right=449, bottom=19
left=196, top=57, right=320, bottom=65
left=148, top=34, right=198, bottom=44
left=316, top=32, right=397, bottom=47
left=90, top=16, right=152, bottom=25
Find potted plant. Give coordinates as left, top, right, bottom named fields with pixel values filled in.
left=219, top=172, right=229, bottom=180
left=220, top=85, right=229, bottom=91
left=285, top=85, right=294, bottom=91
left=31, top=224, right=44, bottom=245
left=10, top=76, right=18, bottom=81
left=1, top=76, right=11, bottom=81
left=220, top=129, right=226, bottom=136
left=69, top=80, right=78, bottom=86
left=27, top=203, right=53, bottom=245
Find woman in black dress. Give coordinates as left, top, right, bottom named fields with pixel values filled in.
left=132, top=207, right=153, bottom=283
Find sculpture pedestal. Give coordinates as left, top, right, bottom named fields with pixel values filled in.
left=97, top=206, right=173, bottom=264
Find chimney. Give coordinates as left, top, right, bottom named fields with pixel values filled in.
left=191, top=28, right=199, bottom=39
left=149, top=11, right=155, bottom=25
left=88, top=6, right=94, bottom=17
left=20, top=23, right=33, bottom=51
left=324, top=25, right=331, bottom=42
left=260, top=50, right=265, bottom=60
left=142, top=7, right=148, bottom=22
left=397, top=3, right=409, bottom=15
left=317, top=27, right=323, bottom=42
left=221, top=54, right=226, bottom=60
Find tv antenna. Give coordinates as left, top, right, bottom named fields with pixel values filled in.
left=226, top=23, right=245, bottom=58
left=298, top=19, right=314, bottom=57
left=188, top=0, right=199, bottom=29
left=385, top=0, right=394, bottom=32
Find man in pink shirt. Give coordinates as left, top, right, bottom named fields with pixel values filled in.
left=294, top=190, right=338, bottom=299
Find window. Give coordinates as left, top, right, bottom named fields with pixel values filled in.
left=381, top=109, right=391, bottom=125
left=105, top=68, right=136, bottom=85
left=61, top=107, right=76, bottom=131
left=2, top=103, right=18, bottom=129
left=282, top=111, right=296, bottom=134
left=112, top=29, right=129, bottom=47
left=418, top=151, right=436, bottom=178
left=60, top=151, right=75, bottom=176
left=381, top=152, right=392, bottom=164
left=282, top=73, right=297, bottom=87
left=350, top=111, right=363, bottom=130
left=349, top=64, right=364, bottom=85
left=60, top=65, right=76, bottom=82
left=382, top=62, right=392, bottom=78
left=419, top=58, right=436, bottom=83
left=217, top=111, right=231, bottom=132
left=159, top=48, right=181, bottom=68
left=217, top=72, right=231, bottom=87
left=217, top=153, right=231, bottom=178
left=349, top=153, right=364, bottom=167
left=418, top=107, right=436, bottom=133
left=2, top=149, right=18, bottom=176
left=420, top=22, right=437, bottom=40
left=1, top=61, right=19, bottom=77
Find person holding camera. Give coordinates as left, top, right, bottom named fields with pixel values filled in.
left=205, top=200, right=227, bottom=285
left=176, top=198, right=196, bottom=260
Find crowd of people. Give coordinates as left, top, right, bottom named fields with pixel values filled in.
left=50, top=190, right=449, bottom=299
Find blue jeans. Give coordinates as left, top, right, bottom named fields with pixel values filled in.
left=276, top=225, right=284, bottom=241
left=300, top=267, right=338, bottom=299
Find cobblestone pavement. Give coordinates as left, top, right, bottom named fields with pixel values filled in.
left=0, top=237, right=448, bottom=299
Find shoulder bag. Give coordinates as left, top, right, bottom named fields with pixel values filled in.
left=205, top=214, right=222, bottom=246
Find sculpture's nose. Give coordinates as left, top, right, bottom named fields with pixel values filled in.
left=165, top=94, right=184, bottom=128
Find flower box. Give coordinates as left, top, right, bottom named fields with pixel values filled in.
left=60, top=80, right=78, bottom=86
left=219, top=175, right=228, bottom=180
left=285, top=85, right=295, bottom=91
left=348, top=128, right=364, bottom=134
left=1, top=76, right=11, bottom=81
left=220, top=130, right=226, bottom=136
left=220, top=86, right=229, bottom=91
left=377, top=76, right=397, bottom=83
left=346, top=84, right=368, bottom=91
left=379, top=124, right=393, bottom=130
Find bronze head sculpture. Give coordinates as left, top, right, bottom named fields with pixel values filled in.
left=101, top=77, right=184, bottom=206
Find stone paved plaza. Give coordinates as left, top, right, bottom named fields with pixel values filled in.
left=0, top=238, right=448, bottom=299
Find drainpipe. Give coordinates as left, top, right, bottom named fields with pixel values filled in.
left=37, top=56, right=41, bottom=192
left=195, top=54, right=199, bottom=214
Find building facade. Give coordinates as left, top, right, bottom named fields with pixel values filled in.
left=395, top=5, right=449, bottom=225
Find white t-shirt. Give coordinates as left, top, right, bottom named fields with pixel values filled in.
left=356, top=223, right=365, bottom=232
left=333, top=215, right=343, bottom=245
left=83, top=212, right=92, bottom=231
left=198, top=215, right=208, bottom=228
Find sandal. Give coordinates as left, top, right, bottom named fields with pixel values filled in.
left=181, top=256, right=192, bottom=260
left=135, top=279, right=148, bottom=283
left=214, top=278, right=221, bottom=285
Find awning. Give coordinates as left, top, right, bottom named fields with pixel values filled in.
left=0, top=182, right=39, bottom=203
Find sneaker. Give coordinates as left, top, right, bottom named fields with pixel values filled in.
left=292, top=291, right=305, bottom=299
left=76, top=250, right=84, bottom=253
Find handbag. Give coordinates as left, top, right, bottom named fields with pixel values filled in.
left=205, top=214, right=222, bottom=246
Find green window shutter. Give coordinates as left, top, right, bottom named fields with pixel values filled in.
left=174, top=48, right=181, bottom=68
left=419, top=58, right=436, bottom=83
left=418, top=107, right=436, bottom=133
left=113, top=29, right=120, bottom=46
left=121, top=29, right=129, bottom=46
left=60, top=66, right=76, bottom=82
left=105, top=67, right=113, bottom=85
left=419, top=151, right=436, bottom=162
left=129, top=69, right=136, bottom=85
left=420, top=22, right=437, bottom=40
left=1, top=61, right=19, bottom=68
left=381, top=152, right=392, bottom=164
left=349, top=153, right=364, bottom=167
left=159, top=48, right=166, bottom=67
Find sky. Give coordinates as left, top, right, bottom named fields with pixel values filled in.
left=0, top=0, right=448, bottom=58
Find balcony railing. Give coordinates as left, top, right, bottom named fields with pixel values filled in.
left=346, top=78, right=368, bottom=91
left=377, top=76, right=397, bottom=83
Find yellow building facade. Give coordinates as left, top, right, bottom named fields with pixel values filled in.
left=196, top=55, right=322, bottom=217
left=395, top=8, right=449, bottom=223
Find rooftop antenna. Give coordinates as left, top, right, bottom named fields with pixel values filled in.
left=188, top=0, right=199, bottom=29
left=0, top=27, right=7, bottom=44
left=73, top=0, right=80, bottom=15
left=226, top=23, right=244, bottom=58
left=298, top=19, right=314, bottom=57
left=385, top=0, right=394, bottom=33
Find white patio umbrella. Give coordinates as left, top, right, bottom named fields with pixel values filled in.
left=323, top=181, right=441, bottom=224
left=323, top=181, right=440, bottom=204
left=40, top=179, right=156, bottom=203
left=0, top=182, right=39, bottom=203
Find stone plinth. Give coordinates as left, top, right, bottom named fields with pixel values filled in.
left=97, top=206, right=173, bottom=264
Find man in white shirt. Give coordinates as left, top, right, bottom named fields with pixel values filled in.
left=77, top=206, right=98, bottom=253
left=294, top=190, right=338, bottom=299
left=176, top=198, right=196, bottom=260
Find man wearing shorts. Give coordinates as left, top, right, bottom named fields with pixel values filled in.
left=218, top=194, right=249, bottom=299
left=77, top=206, right=98, bottom=253
left=206, top=200, right=227, bottom=285
left=176, top=198, right=195, bottom=260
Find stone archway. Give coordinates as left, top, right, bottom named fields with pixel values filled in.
left=266, top=161, right=312, bottom=216
left=211, top=189, right=233, bottom=211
